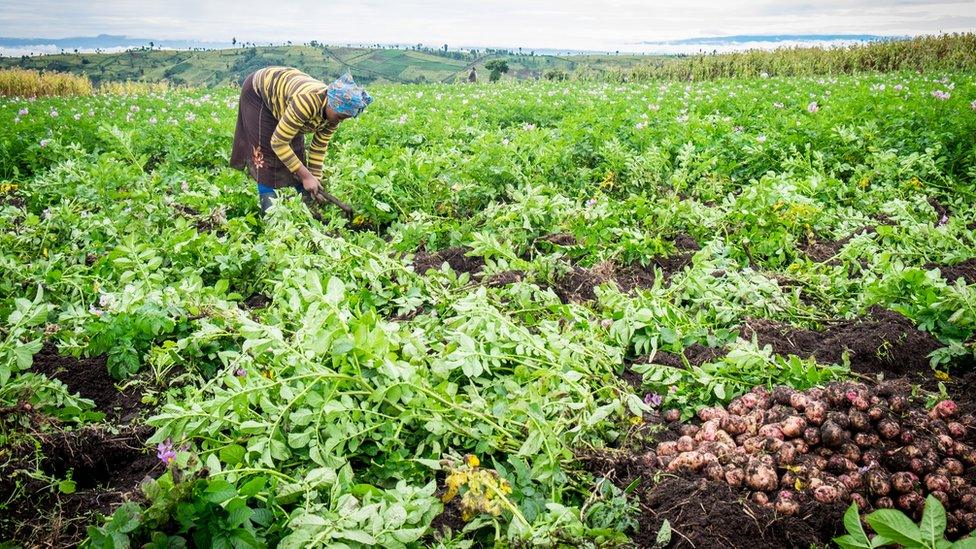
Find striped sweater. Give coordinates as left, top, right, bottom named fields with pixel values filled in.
left=252, top=67, right=336, bottom=179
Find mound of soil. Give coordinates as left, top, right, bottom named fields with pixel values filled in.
left=925, top=258, right=976, bottom=285
left=633, top=344, right=729, bottom=369
left=553, top=265, right=612, bottom=303
left=537, top=233, right=577, bottom=247
left=673, top=233, right=701, bottom=252
left=32, top=343, right=143, bottom=422
left=800, top=234, right=854, bottom=264
left=742, top=306, right=942, bottom=378
left=412, top=247, right=485, bottom=276
left=242, top=293, right=271, bottom=309
left=614, top=253, right=695, bottom=293
left=484, top=270, right=525, bottom=287
left=0, top=425, right=160, bottom=547
left=581, top=454, right=841, bottom=549
left=929, top=197, right=950, bottom=222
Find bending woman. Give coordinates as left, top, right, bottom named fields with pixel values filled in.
left=230, top=68, right=371, bottom=214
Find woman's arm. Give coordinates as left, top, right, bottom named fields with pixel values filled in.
left=270, top=95, right=321, bottom=193
left=306, top=124, right=337, bottom=182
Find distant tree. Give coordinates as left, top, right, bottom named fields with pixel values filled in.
left=232, top=37, right=237, bottom=46
left=485, top=59, right=509, bottom=82
left=149, top=41, right=154, bottom=49
left=443, top=44, right=448, bottom=52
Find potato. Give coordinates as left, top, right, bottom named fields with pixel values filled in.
left=930, top=400, right=959, bottom=420
left=891, top=472, right=918, bottom=493
left=725, top=467, right=745, bottom=488
left=759, top=423, right=785, bottom=440
left=774, top=491, right=800, bottom=516
left=790, top=392, right=809, bottom=411
left=848, top=410, right=871, bottom=432
left=898, top=492, right=924, bottom=518
left=828, top=455, right=856, bottom=474
left=814, top=484, right=841, bottom=503
left=925, top=473, right=951, bottom=493
left=930, top=490, right=950, bottom=507
left=821, top=421, right=847, bottom=448
left=778, top=443, right=797, bottom=466
left=745, top=458, right=779, bottom=491
left=781, top=416, right=807, bottom=439
left=663, top=408, right=681, bottom=422
left=676, top=436, right=695, bottom=453
left=803, top=427, right=822, bottom=446
left=874, top=496, right=895, bottom=509
left=679, top=424, right=700, bottom=438
left=948, top=422, right=967, bottom=439
left=805, top=400, right=827, bottom=425
left=667, top=451, right=706, bottom=472
left=656, top=441, right=679, bottom=457
left=840, top=443, right=862, bottom=464
left=867, top=405, right=886, bottom=422
left=751, top=491, right=770, bottom=506
left=866, top=470, right=891, bottom=496
left=839, top=473, right=863, bottom=492
left=721, top=415, right=748, bottom=436
left=698, top=406, right=729, bottom=422
left=697, top=419, right=721, bottom=442
left=705, top=463, right=725, bottom=482
left=945, top=459, right=965, bottom=476
left=889, top=395, right=909, bottom=414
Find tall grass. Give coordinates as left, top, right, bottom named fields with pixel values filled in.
left=605, top=33, right=976, bottom=81
left=0, top=68, right=93, bottom=97
left=98, top=80, right=175, bottom=95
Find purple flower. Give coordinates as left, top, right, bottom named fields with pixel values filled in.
left=157, top=438, right=177, bottom=466
left=931, top=90, right=950, bottom=101
left=585, top=198, right=597, bottom=208
left=644, top=393, right=663, bottom=408
left=49, top=109, right=58, bottom=118
left=18, top=107, right=28, bottom=116
left=234, top=367, right=247, bottom=377
left=970, top=100, right=976, bottom=111
left=806, top=101, right=819, bottom=113
left=938, top=214, right=949, bottom=226
left=894, top=84, right=903, bottom=92
left=39, top=138, right=51, bottom=148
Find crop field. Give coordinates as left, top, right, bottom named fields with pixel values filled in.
left=1, top=71, right=976, bottom=547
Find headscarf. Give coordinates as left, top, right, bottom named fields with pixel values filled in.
left=327, top=73, right=372, bottom=118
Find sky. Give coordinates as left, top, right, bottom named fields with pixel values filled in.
left=1, top=0, right=974, bottom=52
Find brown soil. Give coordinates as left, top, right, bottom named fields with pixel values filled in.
left=799, top=234, right=853, bottom=264
left=242, top=293, right=271, bottom=309
left=484, top=270, right=525, bottom=287
left=553, top=265, right=612, bottom=303
left=537, top=233, right=577, bottom=247
left=741, top=306, right=942, bottom=378
left=428, top=500, right=466, bottom=540
left=925, top=258, right=976, bottom=285
left=0, top=425, right=160, bottom=547
left=614, top=253, right=695, bottom=293
left=632, top=344, right=729, bottom=369
left=929, top=197, right=950, bottom=222
left=673, top=233, right=701, bottom=252
left=580, top=456, right=842, bottom=549
left=32, top=343, right=143, bottom=422
left=412, top=247, right=485, bottom=276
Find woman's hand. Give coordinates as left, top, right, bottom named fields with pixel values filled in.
left=300, top=173, right=324, bottom=201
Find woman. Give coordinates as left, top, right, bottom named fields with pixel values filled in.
left=230, top=67, right=372, bottom=214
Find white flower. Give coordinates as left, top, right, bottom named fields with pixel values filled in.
left=807, top=101, right=819, bottom=113
left=181, top=181, right=189, bottom=192
left=49, top=109, right=58, bottom=117
left=773, top=102, right=784, bottom=109
left=73, top=113, right=81, bottom=120
left=757, top=134, right=767, bottom=143
left=931, top=90, right=950, bottom=100
left=634, top=121, right=648, bottom=130
left=398, top=114, right=408, bottom=124
left=39, top=138, right=51, bottom=147
left=186, top=112, right=196, bottom=122
left=98, top=293, right=116, bottom=308
left=18, top=107, right=28, bottom=116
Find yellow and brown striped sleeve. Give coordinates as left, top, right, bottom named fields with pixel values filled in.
left=306, top=125, right=336, bottom=180
left=269, top=92, right=319, bottom=173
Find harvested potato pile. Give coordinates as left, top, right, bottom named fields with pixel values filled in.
left=650, top=381, right=976, bottom=535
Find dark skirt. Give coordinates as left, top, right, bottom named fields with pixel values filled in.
left=230, top=73, right=306, bottom=189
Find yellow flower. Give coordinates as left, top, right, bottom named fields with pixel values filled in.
left=465, top=454, right=480, bottom=468
left=794, top=478, right=805, bottom=491
left=934, top=370, right=950, bottom=381
left=629, top=415, right=643, bottom=426
left=858, top=175, right=870, bottom=189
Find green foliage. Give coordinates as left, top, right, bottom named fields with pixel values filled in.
left=835, top=497, right=976, bottom=549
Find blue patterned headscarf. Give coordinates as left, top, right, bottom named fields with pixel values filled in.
left=327, top=73, right=372, bottom=118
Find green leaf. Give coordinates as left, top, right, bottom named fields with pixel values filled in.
left=336, top=530, right=377, bottom=545
left=59, top=479, right=77, bottom=494
left=655, top=519, right=672, bottom=547
left=921, top=495, right=948, bottom=547
left=204, top=479, right=237, bottom=503
left=867, top=509, right=923, bottom=548
left=951, top=538, right=976, bottom=549
left=220, top=444, right=246, bottom=466
left=838, top=502, right=872, bottom=549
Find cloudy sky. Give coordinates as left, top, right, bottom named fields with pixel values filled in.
left=1, top=0, right=974, bottom=51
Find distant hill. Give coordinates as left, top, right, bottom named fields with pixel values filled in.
left=0, top=34, right=231, bottom=51
left=637, top=34, right=899, bottom=46
left=0, top=44, right=653, bottom=86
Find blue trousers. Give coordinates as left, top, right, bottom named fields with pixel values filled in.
left=258, top=182, right=309, bottom=212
